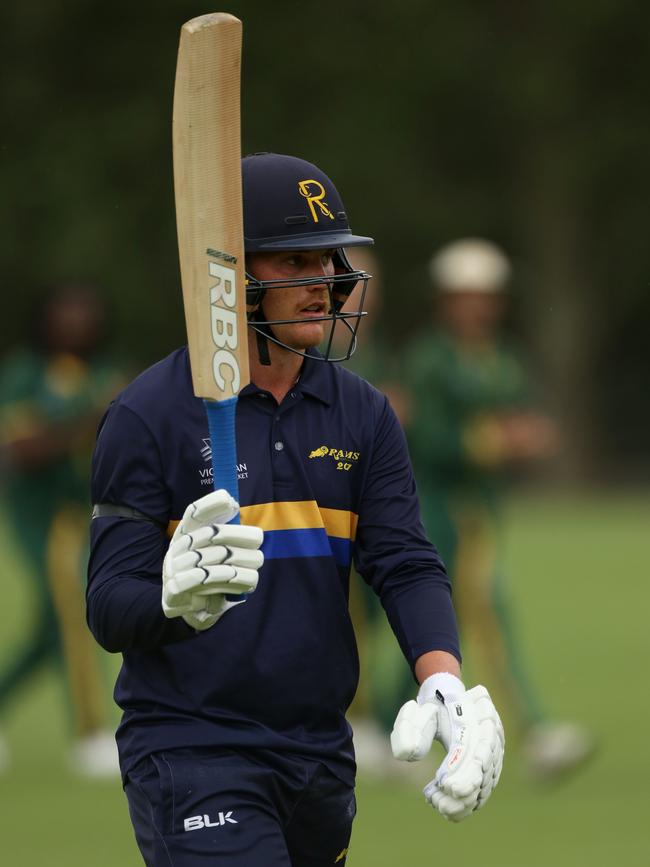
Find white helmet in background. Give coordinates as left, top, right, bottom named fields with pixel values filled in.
left=429, top=238, right=511, bottom=293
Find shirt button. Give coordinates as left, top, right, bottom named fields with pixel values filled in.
left=274, top=441, right=284, bottom=451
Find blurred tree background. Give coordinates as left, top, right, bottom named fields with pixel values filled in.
left=1, top=0, right=648, bottom=482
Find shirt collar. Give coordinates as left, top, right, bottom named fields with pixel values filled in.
left=295, top=349, right=334, bottom=405
left=240, top=349, right=334, bottom=406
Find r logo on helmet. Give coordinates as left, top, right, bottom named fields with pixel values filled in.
left=298, top=179, right=335, bottom=223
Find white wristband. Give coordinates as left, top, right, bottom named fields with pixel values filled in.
left=417, top=672, right=465, bottom=705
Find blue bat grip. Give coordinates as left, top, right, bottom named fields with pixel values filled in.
left=204, top=397, right=243, bottom=602
left=204, top=397, right=240, bottom=526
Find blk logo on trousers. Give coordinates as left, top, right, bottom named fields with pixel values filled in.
left=184, top=812, right=238, bottom=832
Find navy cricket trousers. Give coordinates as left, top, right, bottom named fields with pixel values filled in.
left=124, top=747, right=356, bottom=866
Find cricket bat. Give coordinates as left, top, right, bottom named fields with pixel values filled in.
left=172, top=13, right=248, bottom=519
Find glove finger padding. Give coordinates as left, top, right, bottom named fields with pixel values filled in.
left=166, top=564, right=259, bottom=601
left=194, top=543, right=264, bottom=570
left=161, top=590, right=204, bottom=619
left=390, top=700, right=438, bottom=762
left=192, top=566, right=259, bottom=595
left=179, top=489, right=239, bottom=533
left=170, top=524, right=264, bottom=557
left=169, top=544, right=264, bottom=579
left=203, top=524, right=264, bottom=549
left=423, top=783, right=477, bottom=822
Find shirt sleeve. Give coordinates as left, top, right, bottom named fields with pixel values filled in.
left=87, top=401, right=193, bottom=651
left=353, top=393, right=461, bottom=669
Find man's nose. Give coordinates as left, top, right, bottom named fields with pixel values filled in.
left=307, top=260, right=334, bottom=289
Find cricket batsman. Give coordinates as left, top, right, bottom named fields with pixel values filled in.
left=88, top=153, right=504, bottom=866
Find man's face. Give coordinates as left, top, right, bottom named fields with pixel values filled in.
left=247, top=248, right=336, bottom=352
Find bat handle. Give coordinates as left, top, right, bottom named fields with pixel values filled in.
left=204, top=397, right=240, bottom=526
left=204, top=397, right=245, bottom=603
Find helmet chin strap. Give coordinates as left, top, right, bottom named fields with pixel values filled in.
left=255, top=322, right=272, bottom=366
left=248, top=306, right=273, bottom=366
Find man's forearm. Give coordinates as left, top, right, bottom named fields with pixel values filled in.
left=87, top=575, right=193, bottom=652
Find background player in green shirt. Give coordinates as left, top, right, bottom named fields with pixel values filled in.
left=403, top=238, right=594, bottom=778
left=0, top=283, right=123, bottom=775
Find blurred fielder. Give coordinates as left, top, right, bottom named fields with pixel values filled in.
left=403, top=238, right=593, bottom=778
left=0, top=284, right=122, bottom=776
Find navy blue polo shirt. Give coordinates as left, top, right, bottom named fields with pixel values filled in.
left=88, top=346, right=459, bottom=784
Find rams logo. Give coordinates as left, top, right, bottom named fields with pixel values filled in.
left=309, top=445, right=329, bottom=458
left=298, top=179, right=335, bottom=223
left=308, top=445, right=360, bottom=472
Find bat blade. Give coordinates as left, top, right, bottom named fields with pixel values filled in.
left=173, top=13, right=249, bottom=510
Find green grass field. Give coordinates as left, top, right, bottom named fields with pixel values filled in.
left=0, top=490, right=648, bottom=865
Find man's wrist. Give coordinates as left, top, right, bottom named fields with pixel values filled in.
left=414, top=650, right=462, bottom=684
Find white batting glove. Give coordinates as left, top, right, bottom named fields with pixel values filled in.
left=162, top=489, right=264, bottom=631
left=391, top=672, right=504, bottom=822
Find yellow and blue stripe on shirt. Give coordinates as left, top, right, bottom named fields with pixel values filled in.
left=241, top=501, right=358, bottom=566
left=168, top=500, right=358, bottom=567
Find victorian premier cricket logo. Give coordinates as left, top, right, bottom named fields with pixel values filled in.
left=199, top=437, right=248, bottom=485
left=207, top=249, right=241, bottom=396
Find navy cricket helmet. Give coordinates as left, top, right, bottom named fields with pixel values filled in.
left=242, top=153, right=374, bottom=364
